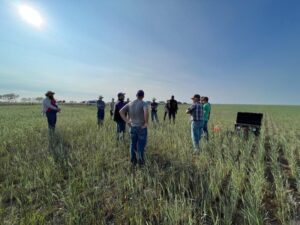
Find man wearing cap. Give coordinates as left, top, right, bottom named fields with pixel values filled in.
left=113, top=92, right=127, bottom=141
left=150, top=98, right=159, bottom=123
left=96, top=96, right=105, bottom=126
left=120, top=90, right=149, bottom=165
left=186, top=94, right=204, bottom=152
left=110, top=98, right=115, bottom=120
left=42, top=91, right=61, bottom=131
left=203, top=96, right=211, bottom=140
left=168, top=95, right=178, bottom=123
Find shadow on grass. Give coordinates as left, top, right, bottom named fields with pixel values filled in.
left=48, top=130, right=71, bottom=177
left=142, top=152, right=213, bottom=224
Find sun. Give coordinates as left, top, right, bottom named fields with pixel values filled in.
left=18, top=4, right=43, bottom=28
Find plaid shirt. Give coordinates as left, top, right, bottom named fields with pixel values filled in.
left=188, top=102, right=203, bottom=121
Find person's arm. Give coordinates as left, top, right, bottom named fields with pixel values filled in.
left=186, top=105, right=194, bottom=114
left=142, top=103, right=149, bottom=128
left=120, top=104, right=130, bottom=125
left=44, top=98, right=58, bottom=111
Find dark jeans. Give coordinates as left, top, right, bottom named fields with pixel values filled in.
left=97, top=110, right=105, bottom=125
left=203, top=120, right=209, bottom=140
left=130, top=126, right=147, bottom=165
left=151, top=110, right=159, bottom=123
left=168, top=111, right=176, bottom=122
left=117, top=120, right=126, bottom=133
left=46, top=111, right=57, bottom=130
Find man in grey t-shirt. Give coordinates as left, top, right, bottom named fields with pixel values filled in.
left=120, top=90, right=149, bottom=165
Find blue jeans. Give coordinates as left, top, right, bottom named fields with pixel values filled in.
left=46, top=111, right=57, bottom=130
left=151, top=111, right=159, bottom=122
left=130, top=126, right=147, bottom=164
left=191, top=120, right=204, bottom=150
left=203, top=120, right=209, bottom=140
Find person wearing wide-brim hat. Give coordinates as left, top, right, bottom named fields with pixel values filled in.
left=96, top=95, right=105, bottom=127
left=150, top=97, right=159, bottom=123
left=42, top=91, right=61, bottom=131
left=186, top=94, right=204, bottom=152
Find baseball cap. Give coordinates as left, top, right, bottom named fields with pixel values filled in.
left=191, top=94, right=201, bottom=100
left=117, top=92, right=125, bottom=97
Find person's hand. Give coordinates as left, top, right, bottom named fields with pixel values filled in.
left=126, top=120, right=132, bottom=127
left=142, top=123, right=148, bottom=129
left=57, top=108, right=61, bottom=112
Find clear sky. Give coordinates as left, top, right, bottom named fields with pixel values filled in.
left=0, top=0, right=299, bottom=104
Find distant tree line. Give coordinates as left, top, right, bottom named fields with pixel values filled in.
left=0, top=93, right=19, bottom=102
left=20, top=97, right=44, bottom=103
left=0, top=93, right=44, bottom=103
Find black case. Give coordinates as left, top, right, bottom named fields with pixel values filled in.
left=235, top=112, right=263, bottom=136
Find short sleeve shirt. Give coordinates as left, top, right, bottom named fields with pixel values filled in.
left=203, top=103, right=211, bottom=121
left=151, top=102, right=158, bottom=111
left=121, top=99, right=148, bottom=127
left=97, top=100, right=105, bottom=110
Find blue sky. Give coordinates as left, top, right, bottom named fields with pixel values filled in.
left=0, top=0, right=299, bottom=104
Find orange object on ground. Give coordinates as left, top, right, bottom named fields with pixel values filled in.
left=213, top=125, right=221, bottom=133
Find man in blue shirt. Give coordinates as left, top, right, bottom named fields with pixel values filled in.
left=186, top=94, right=204, bottom=152
left=96, top=96, right=105, bottom=127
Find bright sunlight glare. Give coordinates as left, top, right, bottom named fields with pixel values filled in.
left=18, top=4, right=43, bottom=28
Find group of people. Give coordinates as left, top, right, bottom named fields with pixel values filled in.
left=42, top=90, right=211, bottom=166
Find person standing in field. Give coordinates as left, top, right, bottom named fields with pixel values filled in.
left=202, top=96, right=211, bottom=140
left=110, top=98, right=115, bottom=120
left=113, top=92, right=127, bottom=141
left=120, top=90, right=149, bottom=166
left=164, top=100, right=170, bottom=121
left=96, top=96, right=105, bottom=127
left=42, top=91, right=61, bottom=131
left=168, top=95, right=178, bottom=123
left=186, top=94, right=204, bottom=152
left=150, top=98, right=159, bottom=123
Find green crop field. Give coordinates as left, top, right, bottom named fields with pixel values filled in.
left=0, top=104, right=300, bottom=225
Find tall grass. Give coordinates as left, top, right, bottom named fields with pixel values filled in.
left=0, top=104, right=300, bottom=225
